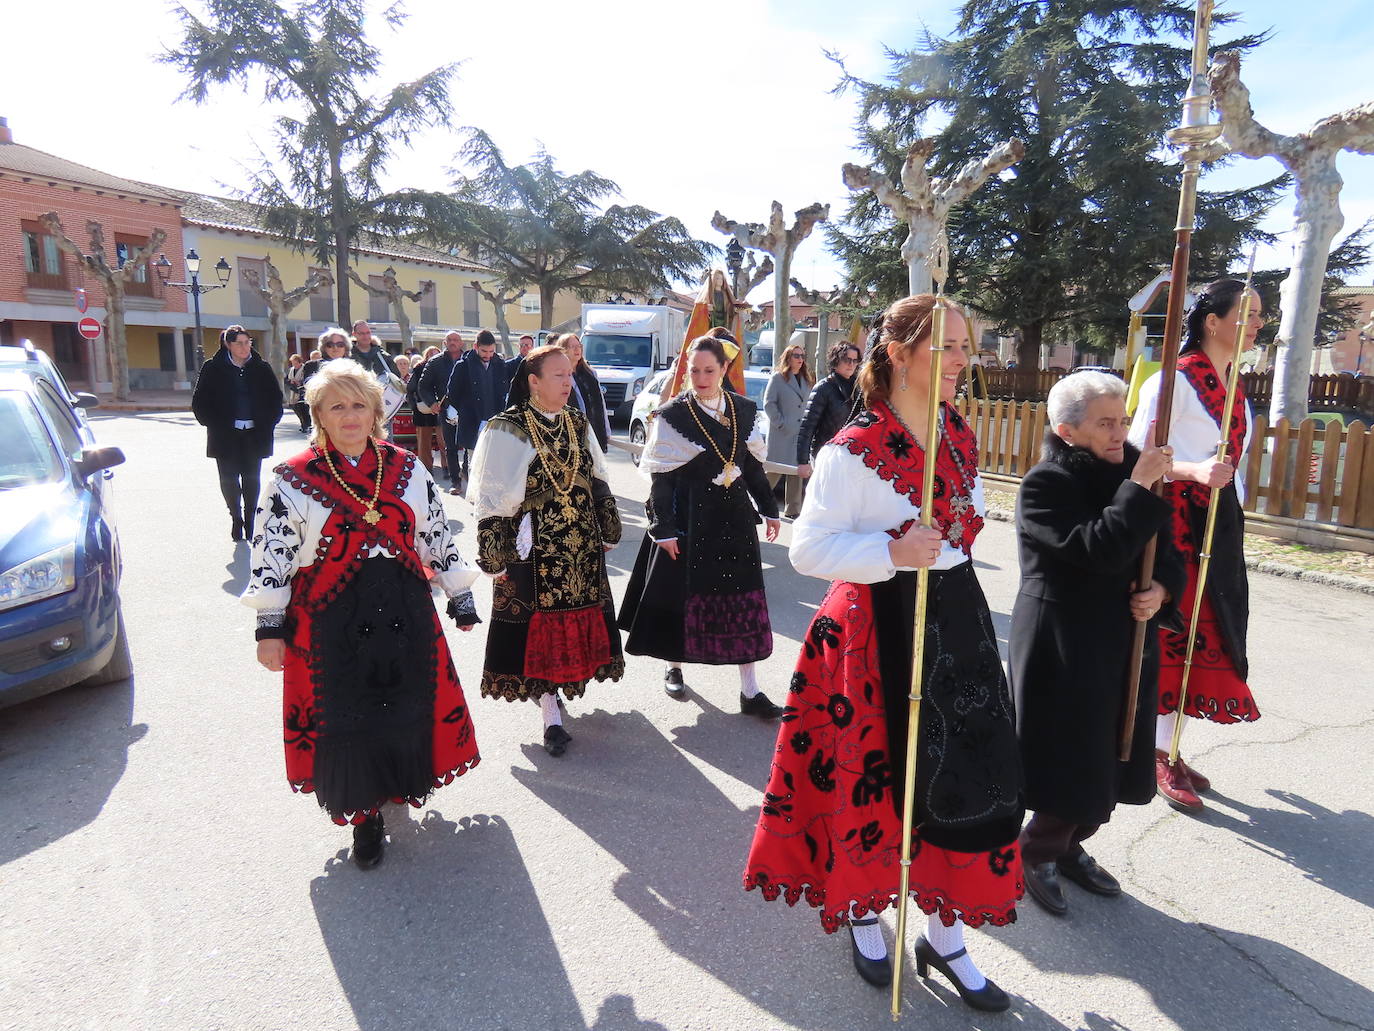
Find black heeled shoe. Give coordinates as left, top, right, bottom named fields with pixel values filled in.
left=664, top=667, right=687, bottom=699
left=351, top=812, right=385, bottom=869
left=914, top=936, right=1010, bottom=1012
left=848, top=917, right=892, bottom=987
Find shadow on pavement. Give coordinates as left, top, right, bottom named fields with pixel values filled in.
left=1203, top=788, right=1374, bottom=910
left=0, top=677, right=147, bottom=866
left=223, top=543, right=250, bottom=596
left=512, top=708, right=1073, bottom=1030
left=1002, top=888, right=1374, bottom=1029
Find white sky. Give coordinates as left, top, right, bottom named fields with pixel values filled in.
left=6, top=0, right=1371, bottom=301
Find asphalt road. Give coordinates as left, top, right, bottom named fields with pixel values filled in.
left=2, top=412, right=1371, bottom=1031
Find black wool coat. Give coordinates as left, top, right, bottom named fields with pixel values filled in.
left=191, top=348, right=283, bottom=460
left=794, top=371, right=856, bottom=465
left=1009, top=435, right=1186, bottom=826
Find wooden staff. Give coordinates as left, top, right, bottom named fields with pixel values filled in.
left=1119, top=0, right=1224, bottom=760
left=891, top=293, right=948, bottom=1020
left=1168, top=250, right=1257, bottom=763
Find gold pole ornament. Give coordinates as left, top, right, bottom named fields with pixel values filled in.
left=1168, top=247, right=1257, bottom=765
left=891, top=250, right=951, bottom=1020
left=1120, top=0, right=1226, bottom=761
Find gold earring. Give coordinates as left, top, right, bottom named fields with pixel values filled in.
left=899, top=366, right=908, bottom=391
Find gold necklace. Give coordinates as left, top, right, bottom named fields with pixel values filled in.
left=320, top=438, right=385, bottom=525
left=687, top=391, right=740, bottom=486
left=522, top=403, right=579, bottom=503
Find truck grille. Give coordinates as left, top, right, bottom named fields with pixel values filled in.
left=602, top=383, right=627, bottom=406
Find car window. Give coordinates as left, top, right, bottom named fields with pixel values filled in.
left=0, top=392, right=64, bottom=488
left=35, top=382, right=84, bottom=462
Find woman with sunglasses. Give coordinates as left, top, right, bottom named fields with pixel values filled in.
left=303, top=328, right=353, bottom=386
left=762, top=343, right=814, bottom=518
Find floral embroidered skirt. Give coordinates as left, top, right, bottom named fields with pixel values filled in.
left=744, top=570, right=1024, bottom=932
left=1158, top=491, right=1257, bottom=724
left=283, top=557, right=479, bottom=825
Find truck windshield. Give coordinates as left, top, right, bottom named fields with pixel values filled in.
left=583, top=333, right=651, bottom=368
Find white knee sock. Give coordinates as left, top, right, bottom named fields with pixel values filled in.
left=540, top=693, right=562, bottom=728
left=739, top=662, right=760, bottom=698
left=1156, top=711, right=1178, bottom=754
left=925, top=915, right=986, bottom=990
left=849, top=903, right=887, bottom=960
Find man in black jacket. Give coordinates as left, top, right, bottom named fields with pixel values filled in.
left=348, top=320, right=399, bottom=379
left=419, top=331, right=464, bottom=490
left=445, top=329, right=512, bottom=494
left=795, top=340, right=861, bottom=478
left=191, top=325, right=283, bottom=541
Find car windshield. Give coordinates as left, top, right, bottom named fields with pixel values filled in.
left=0, top=392, right=64, bottom=489
left=743, top=377, right=767, bottom=402
left=583, top=333, right=651, bottom=368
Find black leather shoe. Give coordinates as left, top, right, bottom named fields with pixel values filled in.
left=848, top=917, right=892, bottom=987
left=1057, top=851, right=1122, bottom=897
left=664, top=667, right=687, bottom=699
left=1025, top=860, right=1069, bottom=915
left=352, top=813, right=384, bottom=869
left=740, top=691, right=783, bottom=719
left=230, top=515, right=244, bottom=541
left=543, top=725, right=572, bottom=757
left=914, top=937, right=1010, bottom=1012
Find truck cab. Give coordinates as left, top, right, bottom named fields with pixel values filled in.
left=580, top=304, right=686, bottom=422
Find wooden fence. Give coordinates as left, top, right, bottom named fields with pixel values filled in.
left=954, top=396, right=1374, bottom=533
left=975, top=367, right=1374, bottom=420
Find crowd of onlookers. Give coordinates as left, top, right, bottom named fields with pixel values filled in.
left=279, top=318, right=868, bottom=511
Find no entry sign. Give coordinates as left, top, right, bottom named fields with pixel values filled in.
left=77, top=316, right=102, bottom=340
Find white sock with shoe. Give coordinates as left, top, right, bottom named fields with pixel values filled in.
left=738, top=662, right=761, bottom=699
left=925, top=914, right=986, bottom=990
left=1156, top=711, right=1178, bottom=754
left=849, top=903, right=886, bottom=960
left=540, top=693, right=562, bottom=728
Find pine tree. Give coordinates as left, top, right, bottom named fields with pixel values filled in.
left=163, top=0, right=455, bottom=327
left=830, top=0, right=1280, bottom=367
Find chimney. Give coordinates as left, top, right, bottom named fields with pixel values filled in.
left=0, top=118, right=11, bottom=144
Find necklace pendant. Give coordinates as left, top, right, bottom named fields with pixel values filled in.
left=363, top=509, right=381, bottom=525
left=722, top=462, right=739, bottom=487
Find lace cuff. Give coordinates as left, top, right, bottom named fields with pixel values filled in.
left=446, top=590, right=482, bottom=628
left=254, top=608, right=287, bottom=642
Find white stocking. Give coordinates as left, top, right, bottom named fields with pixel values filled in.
left=540, top=693, right=562, bottom=729
left=925, top=915, right=986, bottom=990
left=1156, top=711, right=1178, bottom=754
left=738, top=662, right=760, bottom=699
left=849, top=903, right=886, bottom=960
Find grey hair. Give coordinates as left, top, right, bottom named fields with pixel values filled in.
left=1047, top=371, right=1126, bottom=428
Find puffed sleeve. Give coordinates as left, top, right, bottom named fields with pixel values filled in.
left=241, top=471, right=307, bottom=640
left=584, top=422, right=622, bottom=545
left=469, top=418, right=534, bottom=574
left=413, top=465, right=481, bottom=593
left=789, top=446, right=897, bottom=584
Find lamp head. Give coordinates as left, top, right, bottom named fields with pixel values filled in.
left=154, top=253, right=172, bottom=284
left=214, top=257, right=232, bottom=286
left=185, top=249, right=201, bottom=276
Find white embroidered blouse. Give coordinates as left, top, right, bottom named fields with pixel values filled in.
left=790, top=441, right=986, bottom=585
left=1128, top=370, right=1255, bottom=505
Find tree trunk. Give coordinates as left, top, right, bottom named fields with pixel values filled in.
left=492, top=302, right=513, bottom=355
left=267, top=309, right=287, bottom=378
left=540, top=282, right=557, bottom=331
left=1018, top=321, right=1043, bottom=369
left=904, top=220, right=938, bottom=296
left=330, top=142, right=351, bottom=328
left=773, top=253, right=793, bottom=362
left=393, top=302, right=413, bottom=353
left=106, top=284, right=131, bottom=401
left=1269, top=150, right=1345, bottom=426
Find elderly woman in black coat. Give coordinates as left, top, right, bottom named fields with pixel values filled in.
left=1009, top=370, right=1184, bottom=917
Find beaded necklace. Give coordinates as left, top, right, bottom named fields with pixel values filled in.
left=320, top=438, right=385, bottom=524
left=687, top=390, right=740, bottom=486
left=522, top=401, right=580, bottom=508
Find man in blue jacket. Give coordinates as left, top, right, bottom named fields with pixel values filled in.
left=445, top=329, right=513, bottom=495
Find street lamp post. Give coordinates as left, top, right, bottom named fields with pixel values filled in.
left=155, top=250, right=232, bottom=383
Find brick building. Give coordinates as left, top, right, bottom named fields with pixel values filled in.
left=0, top=117, right=188, bottom=391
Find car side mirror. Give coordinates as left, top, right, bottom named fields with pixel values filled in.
left=76, top=446, right=126, bottom=479
left=74, top=392, right=100, bottom=409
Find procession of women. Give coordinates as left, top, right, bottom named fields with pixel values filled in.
left=239, top=267, right=1263, bottom=1016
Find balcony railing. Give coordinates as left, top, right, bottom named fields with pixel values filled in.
left=25, top=269, right=69, bottom=291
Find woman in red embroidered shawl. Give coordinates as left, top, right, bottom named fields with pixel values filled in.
left=1128, top=279, right=1263, bottom=812
left=243, top=362, right=482, bottom=869
left=744, top=295, right=1024, bottom=1012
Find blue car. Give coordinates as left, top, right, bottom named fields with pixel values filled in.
left=0, top=352, right=130, bottom=708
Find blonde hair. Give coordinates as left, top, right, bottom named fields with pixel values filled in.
left=774, top=342, right=815, bottom=385
left=306, top=361, right=386, bottom=448
left=858, top=294, right=968, bottom=407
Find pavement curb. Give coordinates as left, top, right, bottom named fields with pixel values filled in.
left=985, top=505, right=1374, bottom=596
